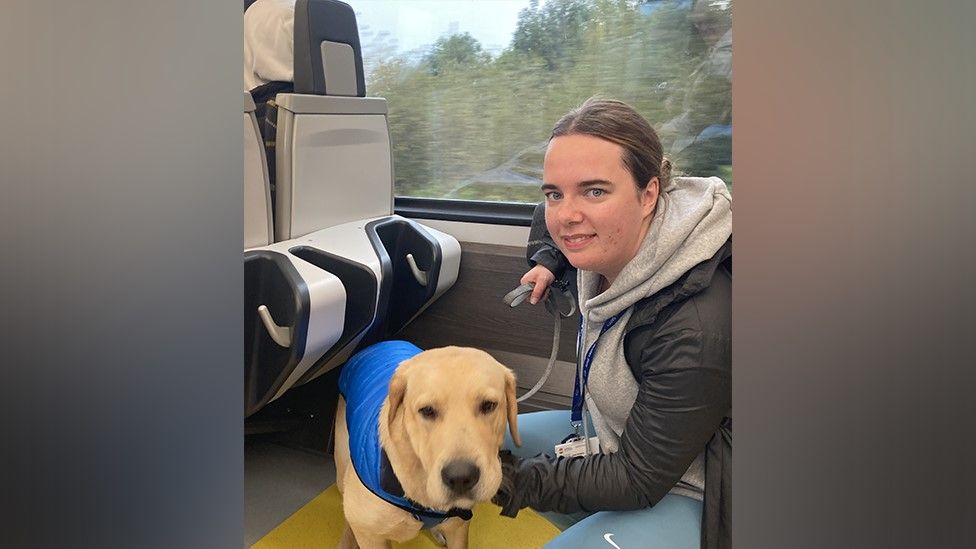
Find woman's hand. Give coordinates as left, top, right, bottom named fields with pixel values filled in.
left=492, top=450, right=522, bottom=517
left=520, top=265, right=556, bottom=305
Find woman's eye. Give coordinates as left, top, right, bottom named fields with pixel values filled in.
left=587, top=188, right=606, bottom=197
left=544, top=191, right=562, bottom=201
left=419, top=406, right=438, bottom=420
left=479, top=400, right=497, bottom=414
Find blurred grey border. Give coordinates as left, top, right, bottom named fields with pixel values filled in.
left=1, top=1, right=243, bottom=548
left=2, top=0, right=975, bottom=548
left=735, top=1, right=975, bottom=547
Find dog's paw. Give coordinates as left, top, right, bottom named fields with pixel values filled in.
left=431, top=529, right=447, bottom=547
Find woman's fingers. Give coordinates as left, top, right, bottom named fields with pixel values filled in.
left=519, top=265, right=555, bottom=305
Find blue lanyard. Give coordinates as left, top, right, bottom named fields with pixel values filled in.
left=571, top=311, right=625, bottom=425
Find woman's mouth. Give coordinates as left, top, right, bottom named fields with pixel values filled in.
left=561, top=233, right=595, bottom=251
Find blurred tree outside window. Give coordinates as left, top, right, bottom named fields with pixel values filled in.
left=353, top=0, right=732, bottom=203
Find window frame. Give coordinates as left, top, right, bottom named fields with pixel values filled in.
left=394, top=196, right=535, bottom=227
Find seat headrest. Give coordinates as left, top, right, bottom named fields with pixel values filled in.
left=293, top=0, right=365, bottom=97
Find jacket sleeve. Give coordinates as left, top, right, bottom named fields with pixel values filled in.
left=502, top=300, right=731, bottom=515
left=525, top=202, right=568, bottom=276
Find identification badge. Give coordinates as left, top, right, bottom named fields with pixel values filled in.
left=554, top=436, right=600, bottom=458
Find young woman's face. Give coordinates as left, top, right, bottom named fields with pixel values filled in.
left=542, top=134, right=658, bottom=284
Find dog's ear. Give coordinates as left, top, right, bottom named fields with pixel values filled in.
left=504, top=369, right=521, bottom=447
left=386, top=362, right=410, bottom=431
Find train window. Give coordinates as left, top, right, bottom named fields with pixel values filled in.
left=353, top=0, right=731, bottom=216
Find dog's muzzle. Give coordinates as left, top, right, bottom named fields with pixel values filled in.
left=441, top=459, right=480, bottom=495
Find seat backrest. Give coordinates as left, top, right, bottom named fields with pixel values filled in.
left=244, top=92, right=274, bottom=248
left=273, top=0, right=394, bottom=241
left=293, top=0, right=365, bottom=97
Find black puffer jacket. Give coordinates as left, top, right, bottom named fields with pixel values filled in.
left=506, top=223, right=731, bottom=549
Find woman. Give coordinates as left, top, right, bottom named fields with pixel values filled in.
left=494, top=98, right=731, bottom=549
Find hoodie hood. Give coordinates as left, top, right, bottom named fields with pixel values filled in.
left=578, top=176, right=732, bottom=322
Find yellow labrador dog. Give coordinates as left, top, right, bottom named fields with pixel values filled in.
left=334, top=344, right=520, bottom=549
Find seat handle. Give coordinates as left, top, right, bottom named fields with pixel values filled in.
left=405, top=253, right=428, bottom=287
left=257, top=304, right=292, bottom=347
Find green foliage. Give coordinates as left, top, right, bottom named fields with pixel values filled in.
left=365, top=0, right=733, bottom=202
left=512, top=0, right=593, bottom=71
left=424, top=32, right=491, bottom=75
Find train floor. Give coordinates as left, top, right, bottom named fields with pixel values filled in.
left=245, top=436, right=336, bottom=547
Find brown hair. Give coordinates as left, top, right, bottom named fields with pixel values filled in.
left=550, top=97, right=672, bottom=190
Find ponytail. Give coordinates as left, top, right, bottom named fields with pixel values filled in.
left=660, top=157, right=673, bottom=190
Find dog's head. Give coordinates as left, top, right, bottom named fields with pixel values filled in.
left=379, top=346, right=520, bottom=511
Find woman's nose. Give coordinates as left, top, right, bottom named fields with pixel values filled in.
left=556, top=198, right=584, bottom=224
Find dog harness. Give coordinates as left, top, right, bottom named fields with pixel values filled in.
left=338, top=340, right=473, bottom=529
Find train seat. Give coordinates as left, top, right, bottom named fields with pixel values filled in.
left=243, top=0, right=460, bottom=415
left=244, top=92, right=273, bottom=249
left=245, top=89, right=347, bottom=417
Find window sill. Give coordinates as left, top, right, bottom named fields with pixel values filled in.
left=394, top=196, right=535, bottom=226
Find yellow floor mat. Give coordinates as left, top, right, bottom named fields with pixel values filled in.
left=252, top=484, right=560, bottom=548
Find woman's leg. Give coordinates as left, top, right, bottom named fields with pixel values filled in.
left=542, top=494, right=703, bottom=549
left=503, top=410, right=703, bottom=545
left=503, top=409, right=575, bottom=458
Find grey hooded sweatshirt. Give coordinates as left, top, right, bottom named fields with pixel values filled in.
left=579, top=175, right=731, bottom=496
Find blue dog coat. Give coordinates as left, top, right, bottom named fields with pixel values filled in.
left=338, top=340, right=473, bottom=528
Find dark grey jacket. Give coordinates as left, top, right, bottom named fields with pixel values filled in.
left=508, top=212, right=731, bottom=549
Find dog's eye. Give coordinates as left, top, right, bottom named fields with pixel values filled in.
left=418, top=406, right=438, bottom=420
left=479, top=400, right=497, bottom=414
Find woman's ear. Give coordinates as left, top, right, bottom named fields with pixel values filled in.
left=642, top=176, right=660, bottom=216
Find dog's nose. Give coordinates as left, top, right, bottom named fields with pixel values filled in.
left=441, top=460, right=480, bottom=495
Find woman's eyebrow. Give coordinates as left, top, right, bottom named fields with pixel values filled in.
left=541, top=179, right=613, bottom=192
